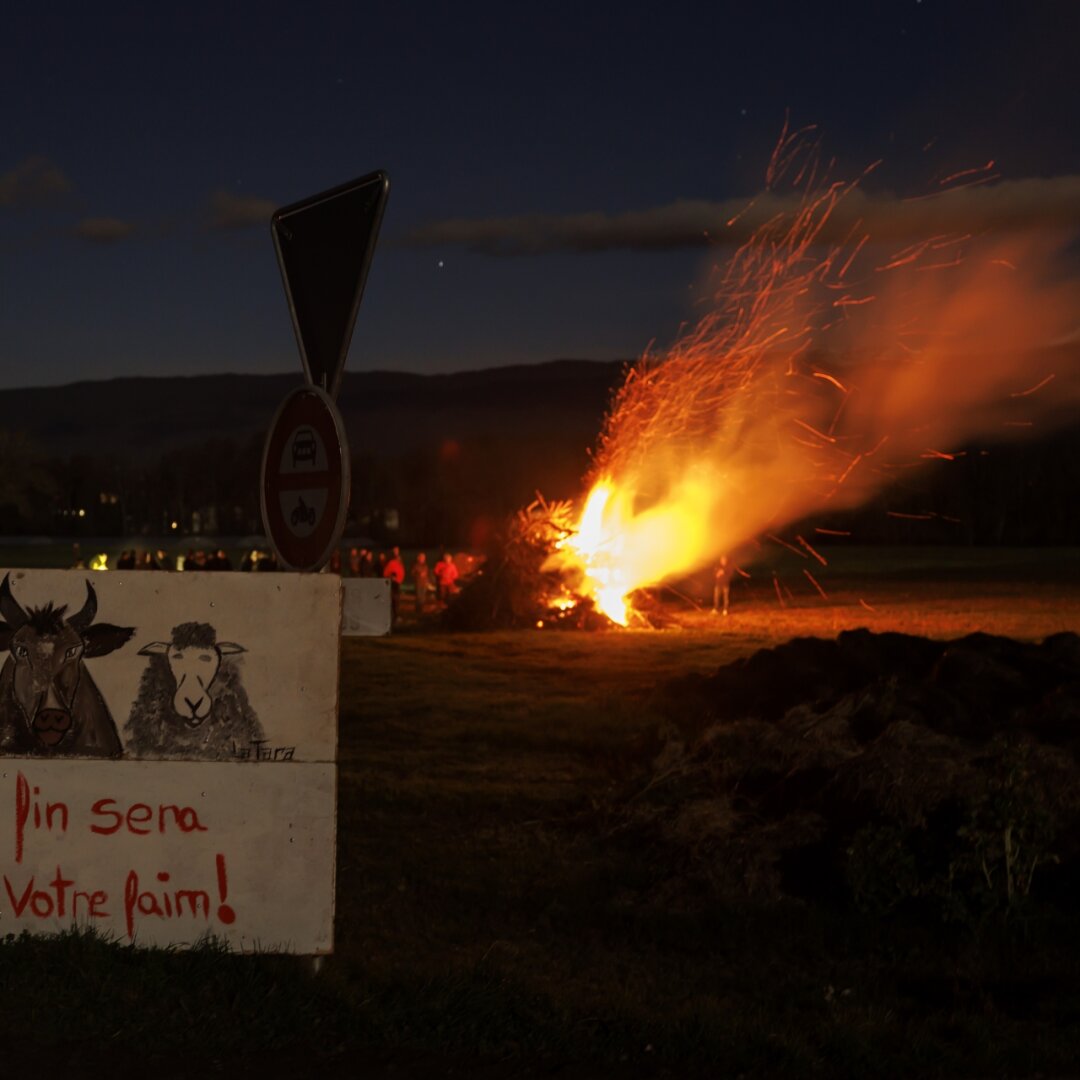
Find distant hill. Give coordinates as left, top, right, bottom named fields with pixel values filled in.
left=0, top=359, right=628, bottom=458
left=3, top=354, right=1079, bottom=545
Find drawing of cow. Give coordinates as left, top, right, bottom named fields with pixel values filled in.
left=124, top=622, right=264, bottom=759
left=0, top=574, right=133, bottom=757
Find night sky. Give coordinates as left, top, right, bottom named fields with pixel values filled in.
left=2, top=2, right=1077, bottom=391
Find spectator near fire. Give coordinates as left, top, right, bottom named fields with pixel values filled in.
left=383, top=547, right=405, bottom=620
left=434, top=553, right=459, bottom=605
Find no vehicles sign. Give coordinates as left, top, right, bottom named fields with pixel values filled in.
left=261, top=385, right=350, bottom=572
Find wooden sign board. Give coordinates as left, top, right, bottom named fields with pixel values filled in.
left=0, top=569, right=339, bottom=952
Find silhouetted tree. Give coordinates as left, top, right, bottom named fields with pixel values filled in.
left=0, top=430, right=57, bottom=532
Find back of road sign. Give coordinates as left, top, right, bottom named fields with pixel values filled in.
left=272, top=171, right=389, bottom=399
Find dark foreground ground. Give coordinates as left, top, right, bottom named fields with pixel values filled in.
left=2, top=548, right=1080, bottom=1078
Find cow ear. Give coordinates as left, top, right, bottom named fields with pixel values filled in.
left=83, top=624, right=136, bottom=658
left=138, top=641, right=171, bottom=656
left=217, top=642, right=246, bottom=656
left=0, top=623, right=11, bottom=652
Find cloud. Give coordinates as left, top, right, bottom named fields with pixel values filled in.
left=208, top=188, right=277, bottom=230
left=405, top=200, right=725, bottom=255
left=0, top=156, right=74, bottom=208
left=73, top=216, right=136, bottom=244
left=403, top=174, right=1080, bottom=256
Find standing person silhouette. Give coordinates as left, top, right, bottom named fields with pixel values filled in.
left=411, top=552, right=432, bottom=614
left=713, top=554, right=734, bottom=616
left=384, top=547, right=405, bottom=621
left=434, top=552, right=459, bottom=605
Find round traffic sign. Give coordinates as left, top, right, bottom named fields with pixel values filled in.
left=260, top=385, right=351, bottom=571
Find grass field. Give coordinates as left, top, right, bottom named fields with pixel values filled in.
left=2, top=548, right=1080, bottom=1077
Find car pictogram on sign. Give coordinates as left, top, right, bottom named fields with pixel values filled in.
left=291, top=427, right=317, bottom=468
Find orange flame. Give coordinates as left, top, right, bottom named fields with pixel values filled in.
left=549, top=131, right=1080, bottom=623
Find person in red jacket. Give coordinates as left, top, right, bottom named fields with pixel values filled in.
left=433, top=552, right=460, bottom=605
left=383, top=546, right=405, bottom=620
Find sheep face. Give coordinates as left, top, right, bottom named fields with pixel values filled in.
left=138, top=638, right=245, bottom=727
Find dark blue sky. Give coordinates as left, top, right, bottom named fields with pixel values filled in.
left=2, top=2, right=1076, bottom=389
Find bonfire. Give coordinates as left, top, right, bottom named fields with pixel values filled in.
left=452, top=124, right=1078, bottom=630
left=443, top=495, right=615, bottom=631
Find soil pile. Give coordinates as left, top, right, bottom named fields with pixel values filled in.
left=616, top=629, right=1080, bottom=923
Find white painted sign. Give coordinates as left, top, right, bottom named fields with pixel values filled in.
left=0, top=760, right=335, bottom=952
left=0, top=569, right=339, bottom=763
left=341, top=577, right=391, bottom=636
left=0, top=569, right=341, bottom=951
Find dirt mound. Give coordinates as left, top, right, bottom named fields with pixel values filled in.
left=665, top=628, right=1080, bottom=742
left=611, top=630, right=1080, bottom=924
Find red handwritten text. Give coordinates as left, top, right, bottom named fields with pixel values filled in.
left=3, top=866, right=108, bottom=919
left=122, top=854, right=233, bottom=939
left=14, top=772, right=69, bottom=864
left=90, top=799, right=208, bottom=837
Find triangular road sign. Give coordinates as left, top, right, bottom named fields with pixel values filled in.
left=272, top=171, right=389, bottom=399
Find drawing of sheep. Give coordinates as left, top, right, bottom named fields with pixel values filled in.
left=124, top=622, right=265, bottom=759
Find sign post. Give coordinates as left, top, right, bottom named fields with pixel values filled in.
left=1, top=172, right=393, bottom=958
left=261, top=170, right=390, bottom=571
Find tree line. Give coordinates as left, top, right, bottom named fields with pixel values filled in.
left=2, top=423, right=1078, bottom=547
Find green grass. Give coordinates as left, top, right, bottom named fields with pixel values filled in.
left=3, top=548, right=1080, bottom=1076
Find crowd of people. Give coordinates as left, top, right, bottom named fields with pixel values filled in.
left=74, top=543, right=737, bottom=622
left=328, top=545, right=463, bottom=619
left=75, top=543, right=467, bottom=618
left=73, top=546, right=281, bottom=572
left=110, top=548, right=254, bottom=571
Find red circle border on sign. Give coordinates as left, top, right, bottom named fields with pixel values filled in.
left=260, top=385, right=351, bottom=571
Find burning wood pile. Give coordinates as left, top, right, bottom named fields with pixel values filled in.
left=443, top=495, right=625, bottom=631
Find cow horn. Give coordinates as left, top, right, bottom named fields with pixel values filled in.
left=0, top=574, right=28, bottom=630
left=68, top=580, right=98, bottom=631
